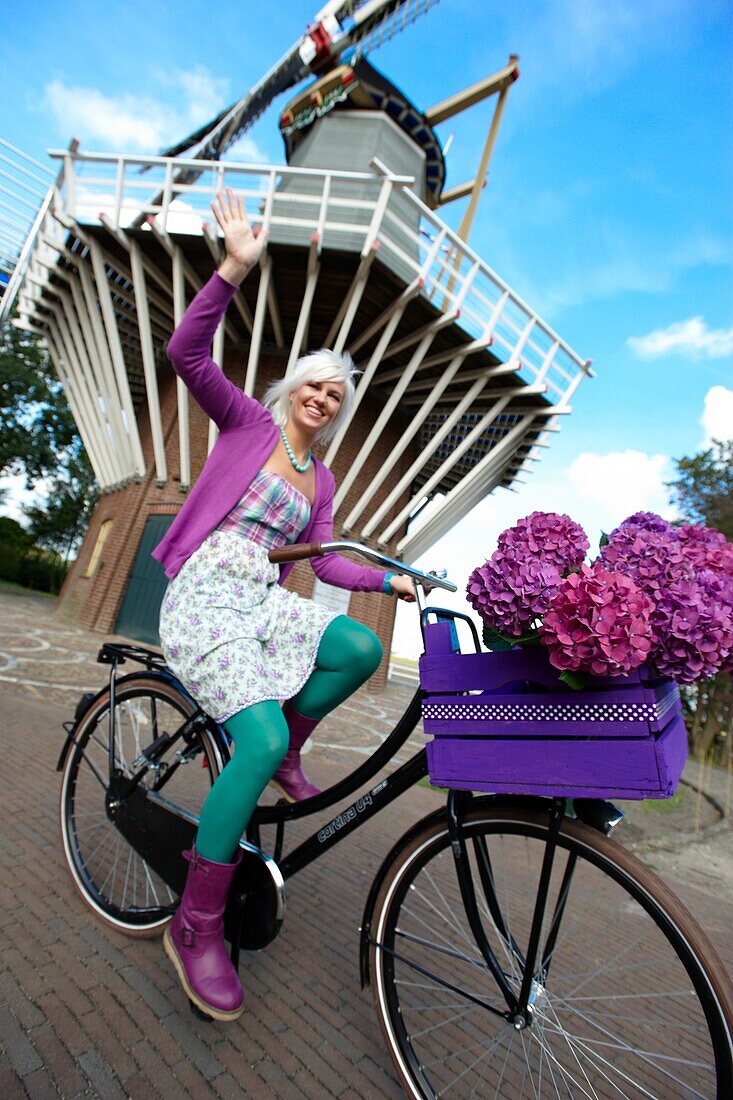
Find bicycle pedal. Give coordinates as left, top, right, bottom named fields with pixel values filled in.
left=188, top=999, right=214, bottom=1023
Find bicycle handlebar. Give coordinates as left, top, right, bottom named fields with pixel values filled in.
left=267, top=540, right=457, bottom=593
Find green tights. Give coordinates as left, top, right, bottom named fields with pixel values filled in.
left=194, top=615, right=382, bottom=863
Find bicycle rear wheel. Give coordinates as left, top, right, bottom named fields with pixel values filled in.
left=369, top=804, right=733, bottom=1098
left=59, top=673, right=223, bottom=937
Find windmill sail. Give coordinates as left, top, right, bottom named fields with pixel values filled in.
left=159, top=0, right=440, bottom=169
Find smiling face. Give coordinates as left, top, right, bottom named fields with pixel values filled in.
left=288, top=378, right=346, bottom=440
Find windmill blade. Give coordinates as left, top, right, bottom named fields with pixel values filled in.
left=347, top=0, right=440, bottom=56
left=160, top=0, right=441, bottom=167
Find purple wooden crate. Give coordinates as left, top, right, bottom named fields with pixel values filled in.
left=419, top=627, right=687, bottom=800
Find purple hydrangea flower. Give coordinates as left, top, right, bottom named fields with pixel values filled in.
left=610, top=512, right=672, bottom=537
left=497, top=512, right=589, bottom=572
left=651, top=574, right=733, bottom=683
left=469, top=512, right=733, bottom=683
left=600, top=522, right=733, bottom=679
left=599, top=527, right=694, bottom=613
left=540, top=562, right=654, bottom=677
left=467, top=552, right=563, bottom=637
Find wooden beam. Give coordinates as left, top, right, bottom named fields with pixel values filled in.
left=424, top=57, right=519, bottom=126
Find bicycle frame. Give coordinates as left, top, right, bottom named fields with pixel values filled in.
left=74, top=552, right=619, bottom=1026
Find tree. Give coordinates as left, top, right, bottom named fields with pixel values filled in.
left=667, top=439, right=733, bottom=539
left=1, top=320, right=99, bottom=569
left=25, top=451, right=98, bottom=562
left=0, top=324, right=78, bottom=482
left=0, top=516, right=32, bottom=548
left=667, top=439, right=733, bottom=764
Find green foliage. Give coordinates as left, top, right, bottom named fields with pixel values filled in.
left=0, top=324, right=77, bottom=481
left=667, top=439, right=732, bottom=764
left=481, top=623, right=515, bottom=652
left=24, top=454, right=98, bottom=560
left=0, top=541, right=68, bottom=593
left=481, top=623, right=541, bottom=652
left=1, top=322, right=99, bottom=569
left=0, top=516, right=33, bottom=549
left=667, top=439, right=733, bottom=539
left=680, top=674, right=732, bottom=764
left=559, top=669, right=587, bottom=692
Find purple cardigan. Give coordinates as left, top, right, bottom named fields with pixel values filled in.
left=152, top=273, right=386, bottom=593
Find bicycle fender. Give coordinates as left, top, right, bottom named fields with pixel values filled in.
left=55, top=670, right=190, bottom=772
left=55, top=687, right=108, bottom=771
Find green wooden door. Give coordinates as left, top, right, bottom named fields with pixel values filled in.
left=115, top=515, right=174, bottom=645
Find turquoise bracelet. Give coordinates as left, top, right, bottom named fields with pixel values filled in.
left=383, top=572, right=396, bottom=595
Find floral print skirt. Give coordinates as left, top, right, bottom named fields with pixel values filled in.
left=158, top=531, right=338, bottom=723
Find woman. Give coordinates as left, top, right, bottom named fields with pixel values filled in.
left=152, top=190, right=414, bottom=1021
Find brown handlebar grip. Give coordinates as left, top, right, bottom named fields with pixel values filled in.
left=268, top=542, right=325, bottom=564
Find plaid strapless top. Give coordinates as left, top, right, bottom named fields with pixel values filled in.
left=216, top=470, right=311, bottom=550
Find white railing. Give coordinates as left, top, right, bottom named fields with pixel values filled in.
left=0, top=139, right=57, bottom=321
left=12, top=149, right=590, bottom=403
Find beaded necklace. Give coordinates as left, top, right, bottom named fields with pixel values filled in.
left=279, top=425, right=312, bottom=473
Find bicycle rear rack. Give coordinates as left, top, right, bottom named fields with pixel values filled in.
left=98, top=642, right=169, bottom=671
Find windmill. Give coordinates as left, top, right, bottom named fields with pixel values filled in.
left=4, top=0, right=591, bottom=657
left=161, top=1, right=444, bottom=167
left=143, top=0, right=515, bottom=243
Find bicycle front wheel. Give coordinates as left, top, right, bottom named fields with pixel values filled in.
left=370, top=804, right=733, bottom=1098
left=59, top=673, right=223, bottom=937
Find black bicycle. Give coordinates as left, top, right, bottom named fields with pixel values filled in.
left=57, top=541, right=733, bottom=1098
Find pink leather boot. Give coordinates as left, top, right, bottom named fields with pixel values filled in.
left=270, top=702, right=321, bottom=802
left=164, top=847, right=244, bottom=1021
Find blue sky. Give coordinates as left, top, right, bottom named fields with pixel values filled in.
left=2, top=0, right=731, bottom=651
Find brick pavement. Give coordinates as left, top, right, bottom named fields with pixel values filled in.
left=1, top=586, right=731, bottom=1097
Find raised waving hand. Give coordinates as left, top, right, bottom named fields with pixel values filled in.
left=211, top=188, right=268, bottom=286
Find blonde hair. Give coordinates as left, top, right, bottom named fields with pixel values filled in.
left=263, top=349, right=359, bottom=444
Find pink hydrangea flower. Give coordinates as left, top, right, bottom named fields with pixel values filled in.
left=540, top=562, right=654, bottom=677
left=676, top=524, right=733, bottom=575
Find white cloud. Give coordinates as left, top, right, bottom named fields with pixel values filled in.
left=169, top=69, right=229, bottom=126
left=226, top=135, right=270, bottom=165
left=628, top=317, right=733, bottom=360
left=534, top=234, right=731, bottom=314
left=567, top=450, right=673, bottom=519
left=45, top=79, right=176, bottom=151
left=701, top=385, right=733, bottom=443
left=42, top=69, right=266, bottom=160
